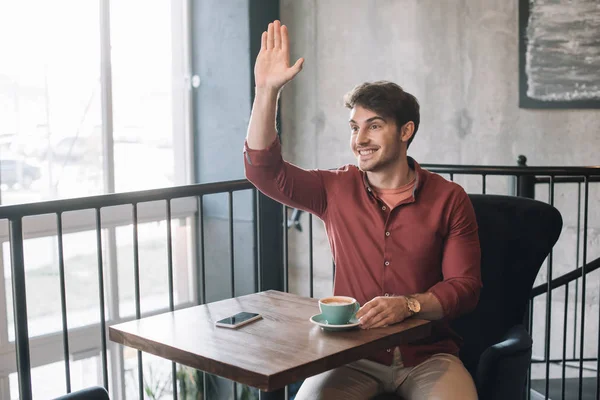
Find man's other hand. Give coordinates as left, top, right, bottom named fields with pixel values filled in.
left=356, top=296, right=411, bottom=329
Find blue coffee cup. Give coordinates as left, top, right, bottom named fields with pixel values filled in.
left=318, top=296, right=360, bottom=325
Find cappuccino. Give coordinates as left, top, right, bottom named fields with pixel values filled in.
left=322, top=300, right=352, bottom=306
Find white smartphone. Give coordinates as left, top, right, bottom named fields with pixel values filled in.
left=215, top=312, right=262, bottom=329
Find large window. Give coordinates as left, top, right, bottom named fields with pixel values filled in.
left=0, top=1, right=194, bottom=399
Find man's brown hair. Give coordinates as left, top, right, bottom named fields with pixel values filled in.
left=344, top=81, right=420, bottom=148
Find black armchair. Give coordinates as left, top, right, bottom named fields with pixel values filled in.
left=451, top=194, right=562, bottom=400
left=53, top=386, right=109, bottom=400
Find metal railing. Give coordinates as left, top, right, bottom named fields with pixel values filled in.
left=2, top=157, right=600, bottom=400
left=1, top=180, right=257, bottom=400
left=421, top=159, right=600, bottom=400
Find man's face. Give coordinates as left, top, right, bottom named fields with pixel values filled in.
left=349, top=106, right=403, bottom=172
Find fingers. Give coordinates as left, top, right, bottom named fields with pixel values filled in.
left=359, top=307, right=383, bottom=328
left=273, top=20, right=281, bottom=49
left=291, top=57, right=304, bottom=72
left=362, top=312, right=391, bottom=329
left=357, top=303, right=384, bottom=326
left=355, top=301, right=375, bottom=319
left=281, top=24, right=289, bottom=53
left=267, top=22, right=274, bottom=49
left=260, top=31, right=267, bottom=51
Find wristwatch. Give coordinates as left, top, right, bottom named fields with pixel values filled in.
left=405, top=296, right=421, bottom=316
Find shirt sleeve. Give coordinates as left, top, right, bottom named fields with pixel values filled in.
left=428, top=188, right=482, bottom=320
left=243, top=137, right=328, bottom=218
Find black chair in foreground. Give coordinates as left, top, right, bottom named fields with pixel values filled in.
left=53, top=386, right=109, bottom=400
left=452, top=194, right=562, bottom=400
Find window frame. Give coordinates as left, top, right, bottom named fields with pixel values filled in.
left=0, top=0, right=195, bottom=398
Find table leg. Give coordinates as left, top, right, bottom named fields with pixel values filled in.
left=259, top=387, right=285, bottom=400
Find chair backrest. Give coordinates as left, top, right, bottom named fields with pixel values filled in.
left=451, top=194, right=562, bottom=374
left=53, top=386, right=110, bottom=400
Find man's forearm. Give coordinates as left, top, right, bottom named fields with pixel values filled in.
left=246, top=88, right=280, bottom=150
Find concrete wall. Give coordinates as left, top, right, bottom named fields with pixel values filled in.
left=192, top=0, right=256, bottom=304
left=279, top=0, right=600, bottom=380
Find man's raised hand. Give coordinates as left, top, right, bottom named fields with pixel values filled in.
left=254, top=20, right=304, bottom=91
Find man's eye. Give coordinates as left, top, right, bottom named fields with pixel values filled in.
left=370, top=124, right=380, bottom=130
left=351, top=126, right=358, bottom=132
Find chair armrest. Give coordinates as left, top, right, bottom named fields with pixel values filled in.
left=476, top=325, right=532, bottom=400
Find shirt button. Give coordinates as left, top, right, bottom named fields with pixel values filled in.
left=385, top=231, right=390, bottom=237
left=384, top=261, right=390, bottom=266
left=384, top=293, right=390, bottom=297
left=367, top=187, right=372, bottom=192
left=382, top=206, right=387, bottom=211
left=387, top=348, right=391, bottom=353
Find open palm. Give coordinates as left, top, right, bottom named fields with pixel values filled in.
left=254, top=20, right=304, bottom=90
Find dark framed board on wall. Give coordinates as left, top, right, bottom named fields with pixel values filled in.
left=519, top=0, right=600, bottom=109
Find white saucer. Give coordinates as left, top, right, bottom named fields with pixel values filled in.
left=309, top=313, right=360, bottom=331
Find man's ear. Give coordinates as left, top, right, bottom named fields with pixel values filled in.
left=400, top=121, right=415, bottom=144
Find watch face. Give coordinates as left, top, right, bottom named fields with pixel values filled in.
left=408, top=298, right=421, bottom=313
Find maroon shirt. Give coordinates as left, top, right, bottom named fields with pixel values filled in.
left=244, top=138, right=482, bottom=367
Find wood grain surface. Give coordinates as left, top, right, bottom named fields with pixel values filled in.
left=109, top=290, right=431, bottom=391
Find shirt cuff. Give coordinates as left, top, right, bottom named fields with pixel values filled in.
left=429, top=282, right=459, bottom=320
left=243, top=137, right=282, bottom=167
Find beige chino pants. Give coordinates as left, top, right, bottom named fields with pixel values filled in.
left=295, top=349, right=478, bottom=400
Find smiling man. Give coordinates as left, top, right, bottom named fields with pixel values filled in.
left=244, top=20, right=481, bottom=400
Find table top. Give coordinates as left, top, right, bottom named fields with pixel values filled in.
left=109, top=290, right=431, bottom=391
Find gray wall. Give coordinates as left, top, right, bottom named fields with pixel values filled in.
left=280, top=0, right=600, bottom=380
left=192, top=0, right=257, bottom=301
left=280, top=0, right=600, bottom=169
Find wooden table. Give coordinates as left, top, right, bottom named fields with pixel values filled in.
left=109, top=290, right=431, bottom=396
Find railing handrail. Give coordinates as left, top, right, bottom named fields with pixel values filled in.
left=1, top=163, right=600, bottom=219
left=531, top=256, right=600, bottom=298
left=0, top=179, right=253, bottom=219
left=422, top=164, right=600, bottom=176
left=535, top=176, right=600, bottom=184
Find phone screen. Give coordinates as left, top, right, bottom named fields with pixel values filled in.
left=217, top=312, right=260, bottom=326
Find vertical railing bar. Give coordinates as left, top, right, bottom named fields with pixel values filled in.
left=166, top=199, right=178, bottom=400
left=229, top=191, right=235, bottom=298
left=482, top=174, right=486, bottom=194
left=309, top=214, right=314, bottom=298
left=166, top=199, right=175, bottom=311
left=94, top=208, right=109, bottom=390
left=56, top=212, right=71, bottom=393
left=562, top=283, right=569, bottom=400
left=132, top=203, right=143, bottom=400
left=544, top=176, right=555, bottom=399
left=197, top=195, right=207, bottom=400
left=10, top=218, right=32, bottom=400
left=573, top=182, right=581, bottom=359
left=285, top=385, right=289, bottom=400
left=283, top=206, right=289, bottom=293
left=578, top=176, right=589, bottom=400
left=528, top=296, right=534, bottom=400
left=253, top=189, right=259, bottom=293
left=198, top=196, right=206, bottom=305
left=449, top=173, right=454, bottom=182
left=229, top=192, right=237, bottom=399
left=332, top=259, right=335, bottom=286
left=582, top=191, right=600, bottom=400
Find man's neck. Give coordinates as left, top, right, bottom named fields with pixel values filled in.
left=366, top=157, right=414, bottom=190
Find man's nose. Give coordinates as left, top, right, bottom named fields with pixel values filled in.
left=356, top=128, right=369, bottom=145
